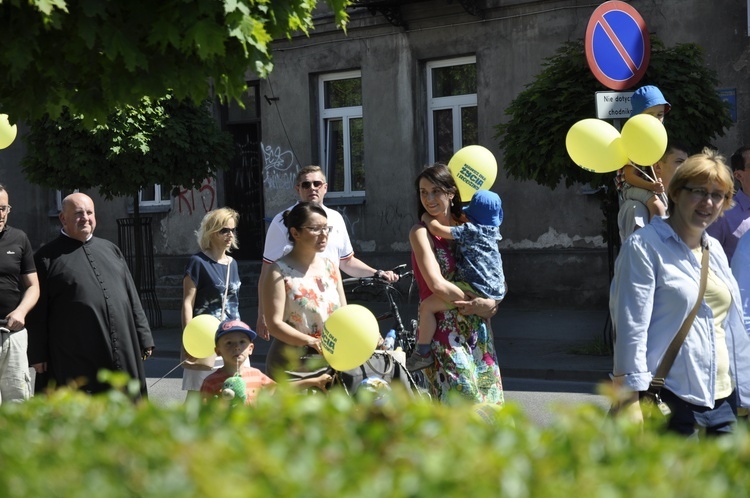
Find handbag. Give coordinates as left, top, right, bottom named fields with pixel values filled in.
left=641, top=245, right=709, bottom=416
left=181, top=257, right=232, bottom=370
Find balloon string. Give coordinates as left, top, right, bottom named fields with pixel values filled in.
left=630, top=162, right=668, bottom=207
left=631, top=162, right=656, bottom=183
left=149, top=359, right=188, bottom=388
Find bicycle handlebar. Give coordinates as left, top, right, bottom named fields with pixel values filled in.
left=342, top=269, right=413, bottom=288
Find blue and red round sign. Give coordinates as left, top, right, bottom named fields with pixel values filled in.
left=585, top=1, right=650, bottom=90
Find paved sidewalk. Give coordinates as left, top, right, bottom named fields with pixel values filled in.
left=150, top=304, right=612, bottom=383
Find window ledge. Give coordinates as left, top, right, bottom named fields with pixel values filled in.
left=128, top=204, right=172, bottom=214
left=324, top=196, right=366, bottom=206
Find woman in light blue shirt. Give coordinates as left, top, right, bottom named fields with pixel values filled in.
left=611, top=148, right=750, bottom=436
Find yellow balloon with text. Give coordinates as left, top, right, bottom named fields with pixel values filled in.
left=0, top=114, right=17, bottom=150
left=183, top=314, right=221, bottom=359
left=621, top=114, right=668, bottom=166
left=447, top=145, right=498, bottom=202
left=565, top=118, right=628, bottom=173
left=322, top=304, right=379, bottom=371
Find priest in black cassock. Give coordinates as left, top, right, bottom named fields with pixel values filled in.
left=27, top=193, right=155, bottom=398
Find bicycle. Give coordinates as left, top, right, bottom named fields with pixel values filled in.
left=342, top=264, right=430, bottom=395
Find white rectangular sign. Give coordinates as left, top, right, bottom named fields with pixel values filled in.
left=595, top=91, right=634, bottom=119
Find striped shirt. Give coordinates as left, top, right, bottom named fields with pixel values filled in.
left=200, top=366, right=275, bottom=405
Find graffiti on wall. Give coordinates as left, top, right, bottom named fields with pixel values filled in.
left=262, top=142, right=298, bottom=191
left=378, top=205, right=411, bottom=237
left=177, top=177, right=215, bottom=215
left=334, top=206, right=360, bottom=239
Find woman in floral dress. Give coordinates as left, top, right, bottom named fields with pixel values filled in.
left=409, top=164, right=504, bottom=404
left=262, top=202, right=347, bottom=382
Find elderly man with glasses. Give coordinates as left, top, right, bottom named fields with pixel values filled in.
left=0, top=184, right=39, bottom=403
left=256, top=165, right=397, bottom=340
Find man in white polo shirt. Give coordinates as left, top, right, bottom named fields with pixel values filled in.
left=256, top=165, right=397, bottom=339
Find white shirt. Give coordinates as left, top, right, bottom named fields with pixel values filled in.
left=262, top=202, right=354, bottom=265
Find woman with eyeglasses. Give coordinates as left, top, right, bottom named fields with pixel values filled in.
left=611, top=148, right=750, bottom=436
left=180, top=207, right=242, bottom=400
left=262, top=202, right=346, bottom=385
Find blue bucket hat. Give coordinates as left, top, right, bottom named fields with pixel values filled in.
left=463, top=190, right=503, bottom=227
left=216, top=319, right=257, bottom=344
left=630, top=85, right=671, bottom=117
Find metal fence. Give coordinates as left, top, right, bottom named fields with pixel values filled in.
left=117, top=217, right=162, bottom=328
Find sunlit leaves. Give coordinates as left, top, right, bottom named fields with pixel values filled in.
left=21, top=96, right=234, bottom=199
left=0, top=0, right=350, bottom=125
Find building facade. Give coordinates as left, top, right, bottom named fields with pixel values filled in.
left=0, top=0, right=748, bottom=311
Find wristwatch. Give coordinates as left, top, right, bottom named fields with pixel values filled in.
left=374, top=269, right=384, bottom=279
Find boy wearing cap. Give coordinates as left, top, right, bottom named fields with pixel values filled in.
left=616, top=85, right=672, bottom=223
left=406, top=190, right=507, bottom=372
left=200, top=319, right=275, bottom=405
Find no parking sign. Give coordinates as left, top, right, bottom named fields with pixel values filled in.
left=585, top=1, right=650, bottom=90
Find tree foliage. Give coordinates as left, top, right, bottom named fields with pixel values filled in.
left=494, top=38, right=733, bottom=190
left=21, top=96, right=234, bottom=199
left=0, top=0, right=350, bottom=125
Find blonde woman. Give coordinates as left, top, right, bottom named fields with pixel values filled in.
left=181, top=207, right=242, bottom=400
left=612, top=149, right=750, bottom=435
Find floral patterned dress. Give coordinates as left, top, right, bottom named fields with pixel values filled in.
left=411, top=225, right=504, bottom=405
left=265, top=257, right=342, bottom=380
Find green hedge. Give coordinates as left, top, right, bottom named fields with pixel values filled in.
left=1, top=380, right=749, bottom=497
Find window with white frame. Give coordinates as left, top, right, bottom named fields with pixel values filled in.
left=139, top=184, right=171, bottom=207
left=55, top=188, right=79, bottom=212
left=319, top=71, right=364, bottom=197
left=427, top=57, right=478, bottom=165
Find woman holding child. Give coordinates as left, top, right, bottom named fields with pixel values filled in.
left=409, top=164, right=504, bottom=404
left=262, top=202, right=345, bottom=386
left=611, top=148, right=750, bottom=436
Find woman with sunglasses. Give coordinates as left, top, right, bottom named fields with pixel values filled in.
left=262, top=202, right=346, bottom=385
left=611, top=148, right=750, bottom=436
left=180, top=207, right=242, bottom=400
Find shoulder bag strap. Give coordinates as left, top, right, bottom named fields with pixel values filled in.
left=220, top=256, right=232, bottom=320
left=649, top=245, right=710, bottom=391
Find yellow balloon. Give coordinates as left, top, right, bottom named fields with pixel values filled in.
left=183, top=314, right=220, bottom=359
left=565, top=119, right=628, bottom=173
left=621, top=114, right=668, bottom=166
left=0, top=114, right=17, bottom=150
left=447, top=145, right=498, bottom=202
left=321, top=304, right=379, bottom=371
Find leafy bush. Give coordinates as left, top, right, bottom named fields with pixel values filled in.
left=2, top=380, right=750, bottom=497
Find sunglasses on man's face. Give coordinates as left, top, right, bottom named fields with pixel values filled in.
left=299, top=180, right=324, bottom=189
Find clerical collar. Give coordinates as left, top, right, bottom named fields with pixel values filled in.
left=61, top=229, right=93, bottom=242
